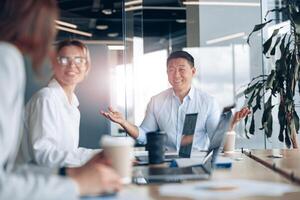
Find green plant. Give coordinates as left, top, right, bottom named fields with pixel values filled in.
left=245, top=0, right=300, bottom=148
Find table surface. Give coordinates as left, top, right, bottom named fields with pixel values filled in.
left=82, top=151, right=300, bottom=200
left=129, top=152, right=300, bottom=200
left=244, top=149, right=300, bottom=182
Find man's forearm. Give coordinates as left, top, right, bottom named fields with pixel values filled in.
left=120, top=121, right=139, bottom=139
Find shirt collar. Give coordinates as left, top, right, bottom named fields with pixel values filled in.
left=172, top=85, right=195, bottom=101
left=187, top=86, right=195, bottom=100
left=48, top=78, right=79, bottom=107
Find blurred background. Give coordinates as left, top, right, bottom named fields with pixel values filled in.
left=25, top=0, right=298, bottom=149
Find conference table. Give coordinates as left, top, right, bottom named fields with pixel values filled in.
left=243, top=149, right=300, bottom=184
left=82, top=150, right=300, bottom=200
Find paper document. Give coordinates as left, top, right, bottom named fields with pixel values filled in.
left=133, top=150, right=148, bottom=157
left=174, top=156, right=233, bottom=168
left=160, top=179, right=298, bottom=199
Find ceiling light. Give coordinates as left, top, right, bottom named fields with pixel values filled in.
left=125, top=5, right=185, bottom=12
left=125, top=5, right=143, bottom=12
left=183, top=1, right=260, bottom=7
left=55, top=20, right=77, bottom=29
left=107, top=45, right=125, bottom=50
left=176, top=19, right=186, bottom=23
left=96, top=25, right=109, bottom=30
left=206, top=32, right=245, bottom=44
left=56, top=26, right=92, bottom=37
left=102, top=9, right=113, bottom=15
left=125, top=0, right=142, bottom=7
left=108, top=32, right=119, bottom=37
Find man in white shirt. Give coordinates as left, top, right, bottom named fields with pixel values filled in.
left=102, top=51, right=250, bottom=151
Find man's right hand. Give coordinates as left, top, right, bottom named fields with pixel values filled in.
left=100, top=106, right=140, bottom=139
left=67, top=153, right=122, bottom=196
left=101, top=106, right=125, bottom=125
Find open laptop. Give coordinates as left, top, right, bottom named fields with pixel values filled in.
left=133, top=106, right=233, bottom=184
left=136, top=113, right=198, bottom=164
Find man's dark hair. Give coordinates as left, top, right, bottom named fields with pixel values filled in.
left=167, top=51, right=194, bottom=67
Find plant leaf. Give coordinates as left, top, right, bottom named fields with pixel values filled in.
left=244, top=115, right=248, bottom=130
left=265, top=112, right=273, bottom=138
left=244, top=115, right=249, bottom=125
left=285, top=128, right=292, bottom=148
left=292, top=52, right=299, bottom=81
left=253, top=94, right=262, bottom=112
left=249, top=116, right=255, bottom=135
left=264, top=7, right=287, bottom=21
left=278, top=126, right=284, bottom=142
left=279, top=33, right=287, bottom=56
left=290, top=6, right=300, bottom=34
left=247, top=19, right=272, bottom=44
left=278, top=102, right=285, bottom=142
left=266, top=70, right=276, bottom=89
left=270, top=36, right=281, bottom=55
left=244, top=82, right=259, bottom=95
left=261, top=96, right=274, bottom=137
left=263, top=28, right=281, bottom=54
left=294, top=111, right=300, bottom=133
left=247, top=91, right=256, bottom=107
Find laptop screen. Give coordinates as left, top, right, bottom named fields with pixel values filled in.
left=178, top=113, right=198, bottom=158
left=207, top=107, right=233, bottom=164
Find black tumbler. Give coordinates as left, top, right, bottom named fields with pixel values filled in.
left=146, top=131, right=166, bottom=164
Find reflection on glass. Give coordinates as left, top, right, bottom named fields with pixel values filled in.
left=133, top=48, right=169, bottom=125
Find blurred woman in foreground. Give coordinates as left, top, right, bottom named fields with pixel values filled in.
left=0, top=0, right=121, bottom=199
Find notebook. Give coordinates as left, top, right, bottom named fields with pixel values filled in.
left=133, top=107, right=233, bottom=184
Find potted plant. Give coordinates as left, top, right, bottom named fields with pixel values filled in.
left=245, top=0, right=300, bottom=148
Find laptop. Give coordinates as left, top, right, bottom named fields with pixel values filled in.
left=136, top=113, right=198, bottom=164
left=133, top=106, right=233, bottom=184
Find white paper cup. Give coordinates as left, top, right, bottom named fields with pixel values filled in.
left=223, top=131, right=236, bottom=153
left=100, top=136, right=134, bottom=184
left=271, top=149, right=283, bottom=158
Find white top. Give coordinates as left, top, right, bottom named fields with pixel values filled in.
left=21, top=78, right=99, bottom=168
left=137, top=87, right=221, bottom=151
left=0, top=42, right=78, bottom=199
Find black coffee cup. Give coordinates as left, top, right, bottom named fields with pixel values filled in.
left=146, top=131, right=166, bottom=164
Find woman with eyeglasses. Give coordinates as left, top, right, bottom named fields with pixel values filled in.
left=20, top=39, right=101, bottom=168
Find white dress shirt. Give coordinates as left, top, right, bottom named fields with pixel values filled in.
left=21, top=79, right=99, bottom=168
left=0, top=42, right=78, bottom=200
left=137, top=87, right=221, bottom=151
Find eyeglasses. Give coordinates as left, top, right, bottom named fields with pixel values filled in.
left=57, top=56, right=87, bottom=67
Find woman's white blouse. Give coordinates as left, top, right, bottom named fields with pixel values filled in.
left=21, top=79, right=98, bottom=168
left=0, top=42, right=78, bottom=199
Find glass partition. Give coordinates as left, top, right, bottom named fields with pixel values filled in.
left=121, top=0, right=268, bottom=149
left=49, top=0, right=296, bottom=149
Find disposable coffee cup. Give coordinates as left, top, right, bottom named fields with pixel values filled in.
left=223, top=131, right=236, bottom=153
left=100, top=136, right=134, bottom=184
left=146, top=131, right=166, bottom=164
